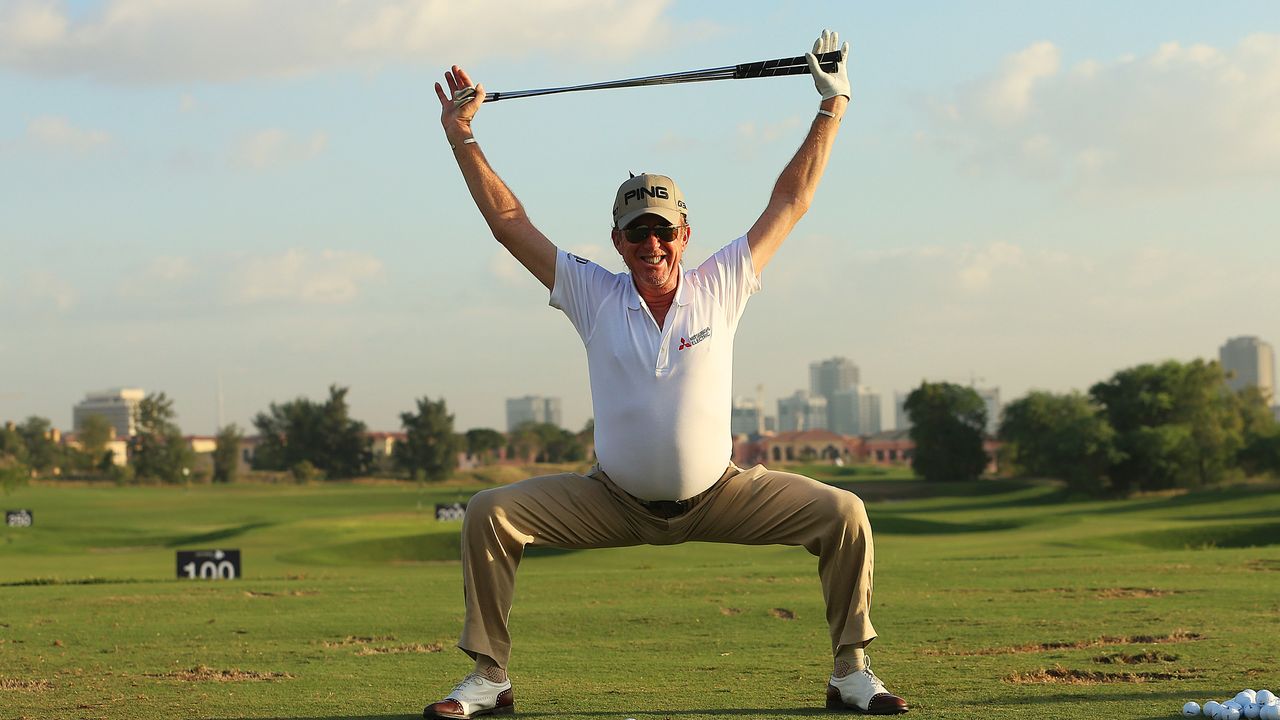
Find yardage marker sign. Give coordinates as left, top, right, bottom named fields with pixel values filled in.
left=5, top=510, right=33, bottom=527
left=176, top=549, right=241, bottom=579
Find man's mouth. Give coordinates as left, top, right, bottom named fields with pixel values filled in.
left=641, top=254, right=666, bottom=266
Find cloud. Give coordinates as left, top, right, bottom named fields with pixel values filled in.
left=229, top=249, right=382, bottom=304
left=231, top=129, right=327, bottom=171
left=927, top=34, right=1280, bottom=194
left=26, top=115, right=110, bottom=152
left=0, top=0, right=677, bottom=84
left=117, top=256, right=194, bottom=297
left=22, top=270, right=76, bottom=310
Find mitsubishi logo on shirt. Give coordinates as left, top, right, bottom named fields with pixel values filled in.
left=678, top=326, right=712, bottom=351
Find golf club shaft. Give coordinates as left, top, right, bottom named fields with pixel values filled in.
left=483, top=50, right=843, bottom=103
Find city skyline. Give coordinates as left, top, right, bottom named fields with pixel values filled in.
left=3, top=2, right=1278, bottom=435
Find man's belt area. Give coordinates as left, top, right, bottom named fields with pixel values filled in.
left=637, top=498, right=696, bottom=519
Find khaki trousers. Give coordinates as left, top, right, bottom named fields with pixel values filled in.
left=458, top=463, right=876, bottom=668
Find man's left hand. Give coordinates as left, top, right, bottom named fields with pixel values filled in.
left=807, top=29, right=850, bottom=101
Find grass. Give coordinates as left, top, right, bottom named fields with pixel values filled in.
left=2, top=466, right=1279, bottom=719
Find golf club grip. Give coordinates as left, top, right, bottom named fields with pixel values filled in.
left=734, top=50, right=843, bottom=79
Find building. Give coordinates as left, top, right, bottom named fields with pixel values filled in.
left=810, top=357, right=859, bottom=429
left=778, top=391, right=827, bottom=432
left=730, top=396, right=764, bottom=437
left=505, top=395, right=563, bottom=432
left=830, top=386, right=882, bottom=436
left=976, top=387, right=1001, bottom=435
left=73, top=388, right=145, bottom=439
left=1220, top=336, right=1276, bottom=403
left=894, top=392, right=912, bottom=431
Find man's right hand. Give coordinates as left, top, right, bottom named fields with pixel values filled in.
left=434, top=65, right=486, bottom=146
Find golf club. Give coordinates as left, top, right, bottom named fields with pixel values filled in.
left=483, top=50, right=844, bottom=103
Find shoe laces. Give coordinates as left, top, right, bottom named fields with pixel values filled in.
left=858, top=656, right=887, bottom=693
left=451, top=672, right=486, bottom=694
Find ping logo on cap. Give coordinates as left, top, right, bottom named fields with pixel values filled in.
left=624, top=186, right=670, bottom=204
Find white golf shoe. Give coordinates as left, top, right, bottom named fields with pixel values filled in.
left=825, top=656, right=909, bottom=714
left=423, top=672, right=514, bottom=719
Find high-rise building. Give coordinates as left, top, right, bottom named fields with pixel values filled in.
left=505, top=395, right=563, bottom=431
left=730, top=397, right=764, bottom=437
left=778, top=391, right=827, bottom=432
left=1220, top=336, right=1276, bottom=403
left=894, top=392, right=912, bottom=431
left=73, top=388, right=145, bottom=439
left=830, top=387, right=882, bottom=436
left=976, top=387, right=1001, bottom=435
left=810, top=357, right=859, bottom=429
left=809, top=357, right=860, bottom=399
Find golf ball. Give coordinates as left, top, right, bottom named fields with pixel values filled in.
left=1206, top=701, right=1223, bottom=718
left=1262, top=706, right=1280, bottom=720
left=1247, top=703, right=1263, bottom=720
left=1227, top=708, right=1243, bottom=720
left=1240, top=693, right=1260, bottom=706
left=1258, top=691, right=1276, bottom=705
left=1229, top=703, right=1246, bottom=712
left=1185, top=702, right=1202, bottom=716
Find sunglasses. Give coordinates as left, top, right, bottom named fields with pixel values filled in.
left=621, top=224, right=687, bottom=244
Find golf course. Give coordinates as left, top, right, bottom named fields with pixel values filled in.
left=3, top=466, right=1278, bottom=720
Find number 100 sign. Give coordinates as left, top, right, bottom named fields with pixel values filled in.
left=176, top=549, right=241, bottom=580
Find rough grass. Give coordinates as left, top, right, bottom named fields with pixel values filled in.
left=2, top=468, right=1279, bottom=719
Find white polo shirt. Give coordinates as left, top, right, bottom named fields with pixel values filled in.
left=550, top=235, right=761, bottom=501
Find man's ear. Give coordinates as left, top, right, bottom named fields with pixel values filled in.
left=611, top=228, right=624, bottom=253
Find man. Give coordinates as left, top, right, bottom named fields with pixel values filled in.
left=427, top=30, right=908, bottom=719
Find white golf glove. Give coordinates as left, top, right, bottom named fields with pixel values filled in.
left=806, top=29, right=850, bottom=101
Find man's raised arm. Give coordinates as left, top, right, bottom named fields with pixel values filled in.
left=746, top=30, right=851, bottom=274
left=435, top=65, right=557, bottom=290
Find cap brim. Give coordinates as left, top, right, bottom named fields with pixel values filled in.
left=615, top=206, right=685, bottom=229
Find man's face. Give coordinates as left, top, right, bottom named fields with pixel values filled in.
left=612, top=213, right=690, bottom=294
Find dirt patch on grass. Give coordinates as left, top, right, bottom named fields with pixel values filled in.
left=243, top=590, right=318, bottom=598
left=354, top=642, right=443, bottom=656
left=1247, top=559, right=1280, bottom=572
left=1093, top=651, right=1179, bottom=664
left=148, top=665, right=292, bottom=682
left=1092, top=587, right=1178, bottom=599
left=320, top=635, right=397, bottom=648
left=925, top=630, right=1202, bottom=656
left=768, top=608, right=796, bottom=620
left=1006, top=664, right=1197, bottom=684
left=1, top=678, right=53, bottom=691
left=719, top=607, right=743, bottom=616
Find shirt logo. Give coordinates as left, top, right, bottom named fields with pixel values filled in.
left=678, top=326, right=711, bottom=351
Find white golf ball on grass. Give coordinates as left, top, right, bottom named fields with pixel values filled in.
left=1185, top=702, right=1202, bottom=716
left=1261, top=705, right=1280, bottom=720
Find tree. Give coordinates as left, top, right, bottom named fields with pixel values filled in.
left=0, top=455, right=29, bottom=495
left=252, top=385, right=371, bottom=479
left=70, top=414, right=116, bottom=476
left=128, top=393, right=195, bottom=483
left=1234, top=386, right=1280, bottom=477
left=15, top=416, right=63, bottom=475
left=395, top=397, right=459, bottom=481
left=213, top=424, right=244, bottom=484
left=1089, top=360, right=1241, bottom=493
left=464, top=428, right=506, bottom=464
left=998, top=391, right=1119, bottom=494
left=903, top=382, right=988, bottom=482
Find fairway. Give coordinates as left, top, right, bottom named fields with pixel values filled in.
left=3, top=469, right=1279, bottom=720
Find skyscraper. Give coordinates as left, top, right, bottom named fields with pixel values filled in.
left=730, top=397, right=764, bottom=437
left=830, top=387, right=882, bottom=436
left=778, top=391, right=827, bottom=432
left=1219, top=336, right=1276, bottom=403
left=73, top=388, right=145, bottom=439
left=505, top=395, right=563, bottom=431
left=810, top=357, right=859, bottom=430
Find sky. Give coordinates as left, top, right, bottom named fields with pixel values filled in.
left=2, top=0, right=1278, bottom=435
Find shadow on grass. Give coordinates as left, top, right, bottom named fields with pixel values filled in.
left=166, top=521, right=276, bottom=548
left=867, top=515, right=1024, bottom=535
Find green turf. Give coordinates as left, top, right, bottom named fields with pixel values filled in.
left=2, top=469, right=1279, bottom=720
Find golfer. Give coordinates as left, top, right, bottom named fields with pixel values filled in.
left=426, top=30, right=908, bottom=719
